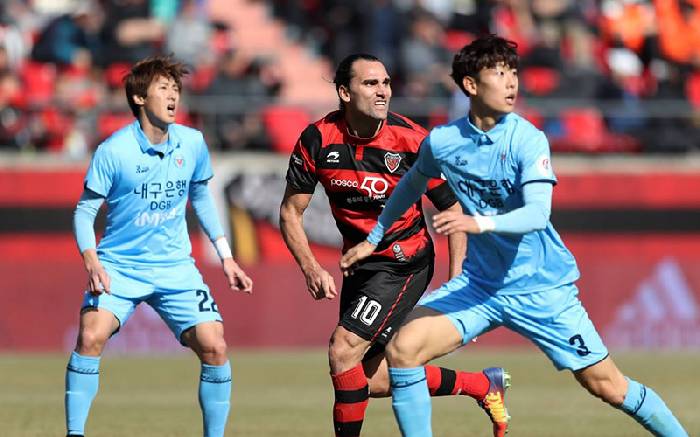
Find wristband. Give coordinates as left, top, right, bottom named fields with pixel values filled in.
left=214, top=237, right=233, bottom=260
left=473, top=215, right=496, bottom=233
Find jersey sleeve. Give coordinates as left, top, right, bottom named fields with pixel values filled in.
left=192, top=132, right=214, bottom=183
left=518, top=130, right=557, bottom=185
left=425, top=179, right=457, bottom=211
left=285, top=124, right=320, bottom=193
left=414, top=136, right=442, bottom=179
left=84, top=144, right=116, bottom=197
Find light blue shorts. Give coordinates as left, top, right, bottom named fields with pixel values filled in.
left=82, top=264, right=222, bottom=344
left=419, top=276, right=608, bottom=371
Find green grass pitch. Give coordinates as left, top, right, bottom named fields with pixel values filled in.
left=1, top=350, right=698, bottom=436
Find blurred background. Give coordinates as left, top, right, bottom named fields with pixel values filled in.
left=1, top=0, right=699, bottom=355
left=1, top=1, right=699, bottom=435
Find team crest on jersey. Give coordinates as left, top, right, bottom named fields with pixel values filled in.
left=174, top=154, right=185, bottom=168
left=384, top=152, right=401, bottom=173
left=536, top=155, right=551, bottom=177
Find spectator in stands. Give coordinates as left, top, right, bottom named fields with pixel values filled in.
left=30, top=1, right=103, bottom=68
left=166, top=0, right=212, bottom=67
left=201, top=49, right=270, bottom=150
left=99, top=0, right=164, bottom=65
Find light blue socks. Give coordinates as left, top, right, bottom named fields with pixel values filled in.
left=621, top=377, right=688, bottom=437
left=389, top=366, right=432, bottom=437
left=65, top=351, right=101, bottom=436
left=199, top=361, right=232, bottom=437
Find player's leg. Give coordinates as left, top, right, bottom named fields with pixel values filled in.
left=359, top=268, right=497, bottom=403
left=182, top=321, right=232, bottom=437
left=151, top=287, right=229, bottom=437
left=66, top=291, right=130, bottom=437
left=386, top=277, right=503, bottom=437
left=574, top=357, right=688, bottom=436
left=328, top=325, right=373, bottom=437
left=330, top=263, right=433, bottom=436
left=384, top=306, right=464, bottom=437
left=506, top=284, right=688, bottom=437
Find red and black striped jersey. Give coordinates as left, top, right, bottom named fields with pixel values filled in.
left=286, top=111, right=457, bottom=271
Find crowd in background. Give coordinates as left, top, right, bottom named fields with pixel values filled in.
left=1, top=0, right=700, bottom=155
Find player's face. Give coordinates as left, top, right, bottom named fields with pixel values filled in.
left=341, top=60, right=392, bottom=121
left=466, top=62, right=518, bottom=117
left=140, top=75, right=180, bottom=126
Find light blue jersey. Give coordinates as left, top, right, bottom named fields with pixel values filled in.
left=84, top=121, right=213, bottom=292
left=415, top=113, right=578, bottom=295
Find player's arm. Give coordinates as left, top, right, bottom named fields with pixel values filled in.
left=279, top=185, right=337, bottom=300
left=443, top=202, right=466, bottom=278
left=339, top=165, right=430, bottom=274
left=433, top=182, right=552, bottom=235
left=74, top=188, right=110, bottom=295
left=425, top=180, right=465, bottom=279
left=189, top=181, right=252, bottom=294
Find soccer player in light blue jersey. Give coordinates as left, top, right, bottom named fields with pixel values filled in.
left=64, top=56, right=253, bottom=437
left=340, top=35, right=688, bottom=437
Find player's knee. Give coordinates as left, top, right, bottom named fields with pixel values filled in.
left=385, top=334, right=423, bottom=367
left=76, top=329, right=108, bottom=355
left=197, top=338, right=228, bottom=363
left=328, top=331, right=365, bottom=370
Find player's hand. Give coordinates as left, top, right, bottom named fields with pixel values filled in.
left=222, top=258, right=253, bottom=294
left=82, top=249, right=111, bottom=295
left=302, top=264, right=337, bottom=300
left=433, top=210, right=481, bottom=235
left=339, top=240, right=376, bottom=277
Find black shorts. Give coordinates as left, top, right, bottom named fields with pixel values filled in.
left=339, top=262, right=434, bottom=359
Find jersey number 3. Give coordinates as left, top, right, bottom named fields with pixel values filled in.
left=569, top=334, right=590, bottom=356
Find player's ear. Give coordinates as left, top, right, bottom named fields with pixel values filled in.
left=462, top=75, right=477, bottom=96
left=338, top=85, right=351, bottom=104
left=132, top=94, right=146, bottom=106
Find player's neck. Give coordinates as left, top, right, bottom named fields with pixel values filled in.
left=138, top=115, right=169, bottom=145
left=468, top=109, right=504, bottom=133
left=345, top=114, right=383, bottom=139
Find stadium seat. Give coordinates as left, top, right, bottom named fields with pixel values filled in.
left=442, top=30, right=474, bottom=52
left=97, top=112, right=133, bottom=142
left=260, top=105, right=311, bottom=153
left=686, top=71, right=700, bottom=108
left=19, top=61, right=56, bottom=107
left=521, top=67, right=560, bottom=96
left=559, top=107, right=606, bottom=152
left=104, top=63, right=131, bottom=89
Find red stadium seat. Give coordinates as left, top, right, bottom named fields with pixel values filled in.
left=521, top=67, right=560, bottom=96
left=97, top=112, right=133, bottom=142
left=686, top=71, right=700, bottom=108
left=559, top=107, right=605, bottom=151
left=104, top=63, right=131, bottom=89
left=556, top=107, right=641, bottom=153
left=442, top=30, right=474, bottom=52
left=19, top=61, right=56, bottom=107
left=260, top=105, right=311, bottom=153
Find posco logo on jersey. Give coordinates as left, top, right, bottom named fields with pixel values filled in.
left=360, top=176, right=388, bottom=199
left=330, top=179, right=358, bottom=188
left=330, top=176, right=389, bottom=200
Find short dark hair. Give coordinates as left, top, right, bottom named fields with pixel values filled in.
left=124, top=55, right=189, bottom=117
left=451, top=34, right=519, bottom=96
left=333, top=53, right=381, bottom=110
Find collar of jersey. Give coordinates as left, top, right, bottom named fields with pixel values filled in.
left=132, top=121, right=181, bottom=155
left=342, top=119, right=385, bottom=144
left=464, top=112, right=511, bottom=145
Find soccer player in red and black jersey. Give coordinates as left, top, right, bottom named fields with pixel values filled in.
left=280, top=54, right=506, bottom=437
